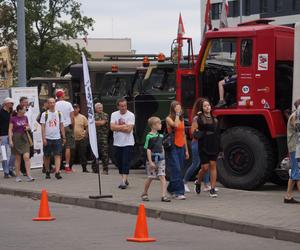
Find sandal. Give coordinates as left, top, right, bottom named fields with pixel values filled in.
left=161, top=196, right=171, bottom=202
left=141, top=194, right=150, bottom=201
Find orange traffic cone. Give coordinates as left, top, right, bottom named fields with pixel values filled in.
left=127, top=204, right=156, bottom=242
left=32, top=189, right=56, bottom=221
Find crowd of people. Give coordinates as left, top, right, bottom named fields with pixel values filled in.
left=1, top=90, right=300, bottom=204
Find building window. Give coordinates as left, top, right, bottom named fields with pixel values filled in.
left=293, top=0, right=300, bottom=10
left=211, top=3, right=222, bottom=20
left=275, top=0, right=284, bottom=12
left=229, top=0, right=238, bottom=17
left=260, top=0, right=268, bottom=13
left=245, top=0, right=251, bottom=16
left=240, top=40, right=252, bottom=67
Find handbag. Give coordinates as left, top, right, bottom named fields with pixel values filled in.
left=162, top=127, right=173, bottom=150
left=193, top=130, right=205, bottom=140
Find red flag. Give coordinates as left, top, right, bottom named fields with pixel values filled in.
left=204, top=0, right=212, bottom=31
left=177, top=13, right=185, bottom=38
left=202, top=0, right=212, bottom=44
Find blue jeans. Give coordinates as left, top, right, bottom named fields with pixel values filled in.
left=183, top=140, right=210, bottom=184
left=0, top=135, right=13, bottom=174
left=114, top=146, right=133, bottom=175
left=166, top=145, right=185, bottom=195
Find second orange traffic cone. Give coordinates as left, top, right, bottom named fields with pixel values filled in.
left=127, top=204, right=156, bottom=242
left=32, top=189, right=56, bottom=221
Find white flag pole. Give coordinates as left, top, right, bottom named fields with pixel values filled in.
left=82, top=52, right=112, bottom=199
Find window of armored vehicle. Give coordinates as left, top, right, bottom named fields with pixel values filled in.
left=132, top=71, right=146, bottom=96
left=144, top=68, right=176, bottom=93
left=38, top=82, right=49, bottom=100
left=240, top=39, right=252, bottom=67
left=100, top=76, right=128, bottom=97
left=205, top=39, right=237, bottom=68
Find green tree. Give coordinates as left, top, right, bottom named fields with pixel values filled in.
left=0, top=0, right=94, bottom=79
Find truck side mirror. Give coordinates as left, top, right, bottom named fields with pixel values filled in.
left=181, top=74, right=196, bottom=108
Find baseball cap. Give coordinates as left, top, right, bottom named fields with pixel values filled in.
left=56, top=89, right=64, bottom=98
left=3, top=97, right=14, bottom=104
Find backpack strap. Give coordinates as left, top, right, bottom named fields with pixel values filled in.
left=45, top=110, right=61, bottom=123
left=45, top=110, right=48, bottom=122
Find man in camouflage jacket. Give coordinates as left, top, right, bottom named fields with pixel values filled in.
left=94, top=103, right=109, bottom=174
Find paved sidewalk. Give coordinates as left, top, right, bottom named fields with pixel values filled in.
left=0, top=165, right=300, bottom=243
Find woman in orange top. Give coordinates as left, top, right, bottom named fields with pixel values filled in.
left=165, top=101, right=189, bottom=200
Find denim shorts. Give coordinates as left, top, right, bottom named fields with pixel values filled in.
left=290, top=152, right=300, bottom=181
left=44, top=139, right=62, bottom=157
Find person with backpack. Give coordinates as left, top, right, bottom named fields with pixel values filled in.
left=40, top=98, right=65, bottom=179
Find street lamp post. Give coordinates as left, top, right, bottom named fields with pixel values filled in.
left=240, top=0, right=243, bottom=23
left=17, top=0, right=26, bottom=87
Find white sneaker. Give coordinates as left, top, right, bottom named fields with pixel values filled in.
left=174, top=195, right=186, bottom=200
left=203, top=186, right=211, bottom=192
left=184, top=184, right=191, bottom=193
left=16, top=177, right=22, bottom=182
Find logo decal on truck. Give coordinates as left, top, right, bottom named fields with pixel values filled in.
left=258, top=54, right=268, bottom=71
left=242, top=85, right=250, bottom=94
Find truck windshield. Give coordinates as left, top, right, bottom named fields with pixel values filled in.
left=206, top=39, right=237, bottom=68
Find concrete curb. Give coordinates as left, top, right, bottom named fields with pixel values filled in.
left=0, top=186, right=299, bottom=244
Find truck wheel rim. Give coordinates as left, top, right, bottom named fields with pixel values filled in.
left=226, top=144, right=254, bottom=176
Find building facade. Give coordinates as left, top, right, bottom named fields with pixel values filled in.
left=201, top=0, right=300, bottom=31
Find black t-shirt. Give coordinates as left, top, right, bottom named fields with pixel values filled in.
left=144, top=133, right=163, bottom=153
left=0, top=108, right=11, bottom=136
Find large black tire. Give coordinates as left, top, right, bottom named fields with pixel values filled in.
left=218, top=126, right=274, bottom=190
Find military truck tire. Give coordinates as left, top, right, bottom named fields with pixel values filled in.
left=218, top=126, right=274, bottom=190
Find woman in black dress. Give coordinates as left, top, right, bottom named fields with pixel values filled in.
left=194, top=99, right=221, bottom=198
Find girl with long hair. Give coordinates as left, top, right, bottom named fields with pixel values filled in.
left=194, top=99, right=220, bottom=197
left=165, top=101, right=189, bottom=200
left=183, top=98, right=210, bottom=192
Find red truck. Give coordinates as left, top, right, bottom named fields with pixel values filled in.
left=177, top=19, right=300, bottom=190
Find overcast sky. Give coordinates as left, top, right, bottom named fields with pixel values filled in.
left=78, top=0, right=202, bottom=55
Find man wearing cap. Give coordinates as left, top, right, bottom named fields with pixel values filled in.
left=0, top=97, right=16, bottom=178
left=55, top=89, right=74, bottom=173
left=73, top=104, right=89, bottom=172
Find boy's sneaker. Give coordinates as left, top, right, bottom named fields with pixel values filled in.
left=194, top=181, right=201, bottom=194
left=16, top=176, right=22, bottom=182
left=45, top=171, right=51, bottom=179
left=203, top=185, right=211, bottom=192
left=209, top=188, right=218, bottom=198
left=161, top=196, right=171, bottom=202
left=26, top=176, right=35, bottom=182
left=184, top=184, right=191, bottom=193
left=174, top=195, right=186, bottom=200
left=55, top=172, right=62, bottom=180
left=4, top=173, right=10, bottom=178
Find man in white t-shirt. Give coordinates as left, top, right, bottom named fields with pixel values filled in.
left=55, top=89, right=74, bottom=173
left=40, top=98, right=66, bottom=179
left=110, top=98, right=135, bottom=189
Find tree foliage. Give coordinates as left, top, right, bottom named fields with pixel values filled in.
left=0, top=0, right=94, bottom=79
